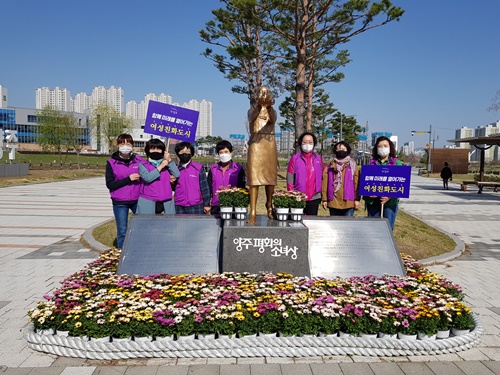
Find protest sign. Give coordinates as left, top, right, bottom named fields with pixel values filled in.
left=144, top=100, right=199, bottom=142
left=359, top=165, right=412, bottom=199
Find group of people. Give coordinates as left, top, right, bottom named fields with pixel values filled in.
left=106, top=131, right=402, bottom=248
left=106, top=134, right=245, bottom=248
left=286, top=134, right=402, bottom=231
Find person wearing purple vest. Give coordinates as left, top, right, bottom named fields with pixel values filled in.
left=363, top=136, right=403, bottom=230
left=173, top=142, right=211, bottom=214
left=207, top=140, right=246, bottom=214
left=321, top=141, right=361, bottom=216
left=105, top=134, right=145, bottom=249
left=286, top=132, right=324, bottom=215
left=137, top=138, right=180, bottom=215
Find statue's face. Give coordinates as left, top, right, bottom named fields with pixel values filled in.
left=259, top=87, right=273, bottom=103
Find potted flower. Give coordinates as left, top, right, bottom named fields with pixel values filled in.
left=378, top=315, right=398, bottom=339
left=415, top=310, right=440, bottom=340
left=217, top=186, right=250, bottom=219
left=451, top=307, right=474, bottom=336
left=396, top=317, right=418, bottom=340
left=436, top=310, right=452, bottom=339
left=272, top=189, right=307, bottom=221
left=235, top=311, right=258, bottom=338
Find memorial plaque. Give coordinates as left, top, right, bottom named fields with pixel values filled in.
left=222, top=215, right=310, bottom=277
left=305, top=217, right=406, bottom=278
left=117, top=215, right=220, bottom=276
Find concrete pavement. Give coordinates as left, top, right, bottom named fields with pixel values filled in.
left=0, top=171, right=499, bottom=374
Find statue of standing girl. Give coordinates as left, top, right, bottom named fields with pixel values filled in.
left=246, top=86, right=278, bottom=223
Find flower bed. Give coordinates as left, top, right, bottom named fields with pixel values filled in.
left=27, top=250, right=475, bottom=340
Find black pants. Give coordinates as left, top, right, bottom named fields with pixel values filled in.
left=304, top=198, right=321, bottom=215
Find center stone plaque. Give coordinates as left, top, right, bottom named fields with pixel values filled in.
left=117, top=215, right=220, bottom=276
left=305, top=217, right=406, bottom=278
left=222, top=215, right=310, bottom=277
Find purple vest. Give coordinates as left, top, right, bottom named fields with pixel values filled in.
left=175, top=161, right=204, bottom=207
left=140, top=162, right=173, bottom=201
left=108, top=155, right=144, bottom=201
left=327, top=164, right=355, bottom=201
left=290, top=152, right=323, bottom=196
left=210, top=162, right=243, bottom=206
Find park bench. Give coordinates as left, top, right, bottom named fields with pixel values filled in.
left=476, top=181, right=500, bottom=194
left=460, top=180, right=500, bottom=193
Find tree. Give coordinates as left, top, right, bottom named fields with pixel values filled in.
left=258, top=0, right=403, bottom=137
left=487, top=90, right=500, bottom=112
left=196, top=135, right=224, bottom=155
left=89, top=104, right=133, bottom=154
left=200, top=1, right=282, bottom=108
left=279, top=89, right=361, bottom=155
left=37, top=106, right=81, bottom=162
left=311, top=90, right=337, bottom=157
left=201, top=0, right=404, bottom=140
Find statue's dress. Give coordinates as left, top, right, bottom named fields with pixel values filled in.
left=247, top=109, right=278, bottom=186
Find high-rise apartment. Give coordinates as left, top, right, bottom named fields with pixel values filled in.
left=126, top=93, right=173, bottom=121
left=73, top=92, right=92, bottom=113
left=92, top=86, right=124, bottom=112
left=0, top=85, right=7, bottom=108
left=181, top=99, right=212, bottom=137
left=35, top=87, right=72, bottom=111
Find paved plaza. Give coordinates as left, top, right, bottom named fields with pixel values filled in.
left=0, top=170, right=499, bottom=374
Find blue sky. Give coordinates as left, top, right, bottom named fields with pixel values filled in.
left=2, top=0, right=499, bottom=149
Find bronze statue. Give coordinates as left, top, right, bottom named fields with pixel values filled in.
left=246, top=86, right=278, bottom=223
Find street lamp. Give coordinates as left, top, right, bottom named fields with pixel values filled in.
left=340, top=114, right=357, bottom=141
left=411, top=124, right=432, bottom=174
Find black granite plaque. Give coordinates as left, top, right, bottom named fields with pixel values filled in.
left=221, top=215, right=310, bottom=277
left=117, top=215, right=220, bottom=276
left=304, top=217, right=406, bottom=278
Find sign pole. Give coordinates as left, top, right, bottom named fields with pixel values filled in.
left=380, top=203, right=385, bottom=218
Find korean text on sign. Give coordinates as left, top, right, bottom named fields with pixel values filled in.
left=359, top=165, right=412, bottom=199
left=144, top=101, right=199, bottom=142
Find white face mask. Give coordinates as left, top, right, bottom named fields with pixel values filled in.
left=219, top=153, right=232, bottom=163
left=301, top=144, right=314, bottom=153
left=377, top=147, right=390, bottom=157
left=119, top=145, right=133, bottom=155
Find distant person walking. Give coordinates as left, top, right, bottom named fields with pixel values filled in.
left=440, top=162, right=452, bottom=190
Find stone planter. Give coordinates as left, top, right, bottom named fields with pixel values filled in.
left=233, top=207, right=248, bottom=220
left=220, top=207, right=233, bottom=220
left=274, top=207, right=289, bottom=221
left=397, top=332, right=417, bottom=340
left=417, top=332, right=437, bottom=340
left=289, top=207, right=304, bottom=221
left=436, top=329, right=451, bottom=339
left=378, top=332, right=397, bottom=339
left=451, top=327, right=471, bottom=336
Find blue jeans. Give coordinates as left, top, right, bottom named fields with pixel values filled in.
left=113, top=202, right=137, bottom=249
left=137, top=197, right=176, bottom=215
left=367, top=202, right=399, bottom=231
left=329, top=207, right=354, bottom=216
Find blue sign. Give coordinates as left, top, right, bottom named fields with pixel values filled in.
left=144, top=101, right=199, bottom=142
left=229, top=134, right=245, bottom=139
left=359, top=165, right=412, bottom=199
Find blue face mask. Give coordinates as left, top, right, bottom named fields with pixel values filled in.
left=148, top=158, right=163, bottom=167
